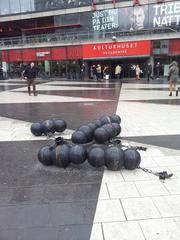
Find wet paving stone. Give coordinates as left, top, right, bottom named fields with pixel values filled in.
left=44, top=183, right=102, bottom=203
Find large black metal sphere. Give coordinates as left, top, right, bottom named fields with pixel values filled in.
left=42, top=120, right=55, bottom=135
left=100, top=115, right=111, bottom=125
left=53, top=119, right=67, bottom=133
left=111, top=123, right=121, bottom=136
left=110, top=114, right=121, bottom=124
left=38, top=146, right=54, bottom=166
left=93, top=119, right=102, bottom=128
left=102, top=124, right=116, bottom=139
left=94, top=127, right=110, bottom=143
left=71, top=131, right=87, bottom=144
left=87, top=122, right=97, bottom=132
left=88, top=147, right=105, bottom=168
left=78, top=125, right=93, bottom=142
left=105, top=146, right=124, bottom=171
left=69, top=145, right=87, bottom=164
left=53, top=144, right=70, bottom=168
left=31, top=122, right=44, bottom=136
left=124, top=148, right=141, bottom=170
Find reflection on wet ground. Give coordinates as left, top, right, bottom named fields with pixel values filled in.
left=13, top=89, right=120, bottom=100
left=0, top=101, right=118, bottom=129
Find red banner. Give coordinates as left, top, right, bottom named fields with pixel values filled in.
left=169, top=39, right=180, bottom=56
left=22, top=49, right=36, bottom=61
left=83, top=40, right=151, bottom=59
left=156, top=0, right=165, bottom=3
left=51, top=47, right=66, bottom=60
left=67, top=46, right=83, bottom=60
left=1, top=51, right=8, bottom=61
left=133, top=0, right=141, bottom=6
left=9, top=50, right=22, bottom=62
left=112, top=0, right=116, bottom=8
left=91, top=0, right=97, bottom=11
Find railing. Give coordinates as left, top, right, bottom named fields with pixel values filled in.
left=0, top=26, right=180, bottom=49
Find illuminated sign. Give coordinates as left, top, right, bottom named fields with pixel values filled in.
left=36, top=51, right=50, bottom=57
left=83, top=40, right=151, bottom=58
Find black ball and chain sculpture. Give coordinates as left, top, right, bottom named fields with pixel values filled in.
left=30, top=119, right=67, bottom=137
left=71, top=114, right=121, bottom=144
left=34, top=114, right=173, bottom=180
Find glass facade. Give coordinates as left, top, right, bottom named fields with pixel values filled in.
left=0, top=0, right=121, bottom=16
left=0, top=0, right=10, bottom=15
left=20, top=0, right=34, bottom=13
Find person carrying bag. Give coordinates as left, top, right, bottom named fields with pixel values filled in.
left=168, top=61, right=179, bottom=97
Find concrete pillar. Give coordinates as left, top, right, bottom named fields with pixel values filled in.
left=45, top=60, right=50, bottom=75
left=2, top=62, right=8, bottom=79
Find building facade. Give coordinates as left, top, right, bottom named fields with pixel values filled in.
left=0, top=0, right=180, bottom=79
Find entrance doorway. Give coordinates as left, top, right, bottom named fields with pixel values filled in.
left=87, top=57, right=149, bottom=79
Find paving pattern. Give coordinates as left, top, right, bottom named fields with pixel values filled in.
left=0, top=78, right=180, bottom=239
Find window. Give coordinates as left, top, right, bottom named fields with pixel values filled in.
left=20, top=0, right=32, bottom=13
left=0, top=0, right=10, bottom=15
left=10, top=0, right=20, bottom=14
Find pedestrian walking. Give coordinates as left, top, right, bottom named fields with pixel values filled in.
left=147, top=63, right=154, bottom=82
left=115, top=64, right=122, bottom=79
left=155, top=62, right=161, bottom=79
left=92, top=65, right=97, bottom=81
left=135, top=65, right=141, bottom=80
left=103, top=65, right=110, bottom=80
left=80, top=64, right=86, bottom=81
left=168, top=61, right=179, bottom=96
left=23, top=62, right=38, bottom=96
left=96, top=64, right=102, bottom=81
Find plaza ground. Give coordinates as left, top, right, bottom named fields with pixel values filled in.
left=0, top=77, right=180, bottom=240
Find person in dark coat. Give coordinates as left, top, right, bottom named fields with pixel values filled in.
left=92, top=65, right=97, bottom=81
left=23, top=62, right=38, bottom=96
left=0, top=67, right=3, bottom=80
left=147, top=63, right=154, bottom=82
left=103, top=65, right=110, bottom=80
left=80, top=64, right=86, bottom=81
left=168, top=61, right=179, bottom=96
left=155, top=62, right=161, bottom=79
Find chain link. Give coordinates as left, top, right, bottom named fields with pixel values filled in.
left=137, top=166, right=159, bottom=176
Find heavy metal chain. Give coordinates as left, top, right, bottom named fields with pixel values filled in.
left=110, top=138, right=173, bottom=180
left=138, top=166, right=173, bottom=180
left=137, top=166, right=159, bottom=176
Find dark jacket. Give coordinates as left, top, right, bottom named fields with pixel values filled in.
left=104, top=67, right=110, bottom=75
left=168, top=61, right=179, bottom=83
left=92, top=66, right=97, bottom=75
left=81, top=65, right=85, bottom=73
left=24, top=66, right=37, bottom=79
left=147, top=64, right=152, bottom=74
